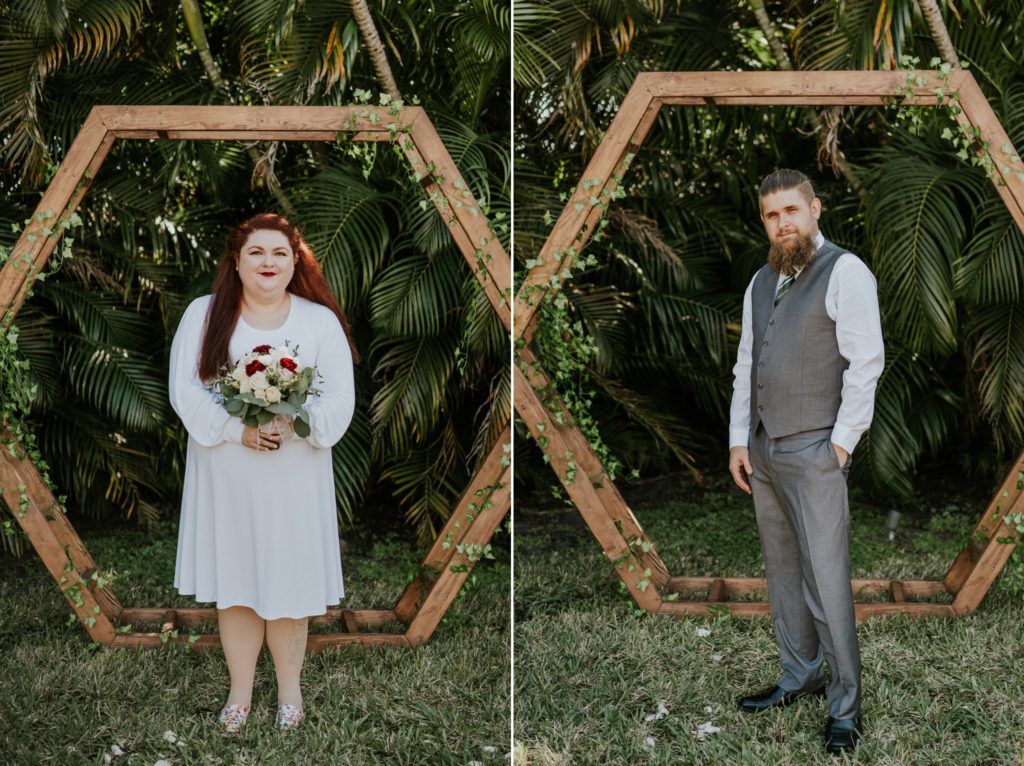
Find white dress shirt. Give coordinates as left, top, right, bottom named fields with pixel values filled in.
left=729, top=231, right=885, bottom=454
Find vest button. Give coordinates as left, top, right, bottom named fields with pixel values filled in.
left=757, top=383, right=763, bottom=389
left=758, top=362, right=764, bottom=367
left=769, top=319, right=775, bottom=326
left=758, top=405, right=763, bottom=410
left=763, top=340, right=769, bottom=346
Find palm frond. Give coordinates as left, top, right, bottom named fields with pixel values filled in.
left=965, top=301, right=1024, bottom=449
left=369, top=333, right=458, bottom=455
left=63, top=338, right=168, bottom=433
left=331, top=403, right=373, bottom=526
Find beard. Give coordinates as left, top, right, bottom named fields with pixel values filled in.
left=768, top=232, right=817, bottom=275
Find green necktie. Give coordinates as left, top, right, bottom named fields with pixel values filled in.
left=774, top=275, right=795, bottom=307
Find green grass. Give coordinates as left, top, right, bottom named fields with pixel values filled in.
left=514, top=486, right=1024, bottom=765
left=0, top=520, right=510, bottom=765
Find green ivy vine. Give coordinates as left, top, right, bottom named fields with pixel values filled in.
left=0, top=209, right=82, bottom=555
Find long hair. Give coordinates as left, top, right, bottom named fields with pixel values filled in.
left=198, top=213, right=360, bottom=381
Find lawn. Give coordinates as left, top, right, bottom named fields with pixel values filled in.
left=513, top=477, right=1024, bottom=766
left=0, top=519, right=510, bottom=765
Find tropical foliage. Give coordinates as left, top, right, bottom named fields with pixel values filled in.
left=514, top=0, right=1024, bottom=500
left=0, top=0, right=510, bottom=545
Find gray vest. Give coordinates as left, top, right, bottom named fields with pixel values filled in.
left=749, top=240, right=847, bottom=438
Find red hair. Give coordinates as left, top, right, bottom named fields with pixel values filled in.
left=198, top=213, right=360, bottom=381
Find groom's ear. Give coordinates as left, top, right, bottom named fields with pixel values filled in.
left=811, top=196, right=822, bottom=219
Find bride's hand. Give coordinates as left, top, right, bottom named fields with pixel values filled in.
left=242, top=425, right=282, bottom=451
left=271, top=414, right=301, bottom=441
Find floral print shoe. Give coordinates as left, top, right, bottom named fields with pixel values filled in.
left=275, top=703, right=304, bottom=730
left=218, top=703, right=250, bottom=734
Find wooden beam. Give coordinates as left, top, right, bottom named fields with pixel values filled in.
left=395, top=426, right=512, bottom=623
left=109, top=632, right=411, bottom=649
left=640, top=70, right=947, bottom=102
left=657, top=601, right=955, bottom=619
left=117, top=607, right=399, bottom=628
left=0, top=434, right=118, bottom=643
left=944, top=449, right=1024, bottom=593
left=951, top=490, right=1023, bottom=615
left=514, top=348, right=669, bottom=608
left=890, top=581, right=906, bottom=603
left=513, top=78, right=656, bottom=342
left=94, top=104, right=421, bottom=134
left=405, top=116, right=512, bottom=332
left=0, top=112, right=112, bottom=327
left=403, top=437, right=512, bottom=644
left=665, top=576, right=948, bottom=599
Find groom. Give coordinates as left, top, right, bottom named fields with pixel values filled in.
left=727, top=169, right=884, bottom=755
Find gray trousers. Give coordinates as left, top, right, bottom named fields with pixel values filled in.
left=749, top=424, right=861, bottom=720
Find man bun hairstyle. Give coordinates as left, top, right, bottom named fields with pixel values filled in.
left=759, top=168, right=816, bottom=205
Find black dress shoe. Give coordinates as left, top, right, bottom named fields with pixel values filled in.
left=736, top=684, right=826, bottom=713
left=824, top=715, right=862, bottom=755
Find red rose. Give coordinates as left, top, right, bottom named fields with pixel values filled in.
left=245, top=360, right=266, bottom=376
left=252, top=344, right=272, bottom=353
left=280, top=357, right=298, bottom=372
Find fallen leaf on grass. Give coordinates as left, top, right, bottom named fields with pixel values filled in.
left=693, top=721, right=721, bottom=739
left=695, top=627, right=711, bottom=637
left=644, top=702, right=669, bottom=722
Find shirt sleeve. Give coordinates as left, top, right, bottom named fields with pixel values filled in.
left=168, top=297, right=245, bottom=447
left=826, top=254, right=885, bottom=454
left=728, top=277, right=756, bottom=448
left=303, top=308, right=356, bottom=449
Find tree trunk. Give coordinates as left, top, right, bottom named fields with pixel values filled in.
left=179, top=0, right=294, bottom=215
left=348, top=0, right=402, bottom=99
left=747, top=0, right=863, bottom=195
left=918, top=0, right=961, bottom=68
left=748, top=0, right=792, bottom=71
left=180, top=0, right=224, bottom=89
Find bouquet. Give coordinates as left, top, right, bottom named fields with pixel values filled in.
left=216, top=343, right=317, bottom=438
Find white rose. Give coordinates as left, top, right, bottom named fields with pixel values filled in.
left=264, top=386, right=282, bottom=403
left=270, top=346, right=290, bottom=362
left=249, top=371, right=269, bottom=390
left=238, top=377, right=252, bottom=394
left=230, top=364, right=246, bottom=382
left=253, top=387, right=267, bottom=402
left=278, top=367, right=295, bottom=382
left=258, top=354, right=272, bottom=366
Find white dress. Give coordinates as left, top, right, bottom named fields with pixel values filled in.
left=168, top=293, right=355, bottom=619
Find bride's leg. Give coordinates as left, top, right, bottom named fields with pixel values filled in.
left=265, top=617, right=308, bottom=707
left=218, top=606, right=266, bottom=706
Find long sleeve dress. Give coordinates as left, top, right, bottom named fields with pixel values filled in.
left=168, top=293, right=355, bottom=619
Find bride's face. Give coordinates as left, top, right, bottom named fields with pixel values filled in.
left=236, top=229, right=296, bottom=300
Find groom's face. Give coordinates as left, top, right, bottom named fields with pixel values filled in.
left=759, top=187, right=821, bottom=250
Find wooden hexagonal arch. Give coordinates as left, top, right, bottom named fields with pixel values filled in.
left=0, top=104, right=511, bottom=648
left=514, top=71, right=1024, bottom=619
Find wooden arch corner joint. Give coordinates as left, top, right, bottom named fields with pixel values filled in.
left=514, top=70, right=1024, bottom=620
left=0, top=105, right=511, bottom=648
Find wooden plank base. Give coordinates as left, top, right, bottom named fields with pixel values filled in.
left=657, top=601, right=956, bottom=619
left=654, top=576, right=954, bottom=620
left=118, top=607, right=400, bottom=630
left=110, top=632, right=411, bottom=650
